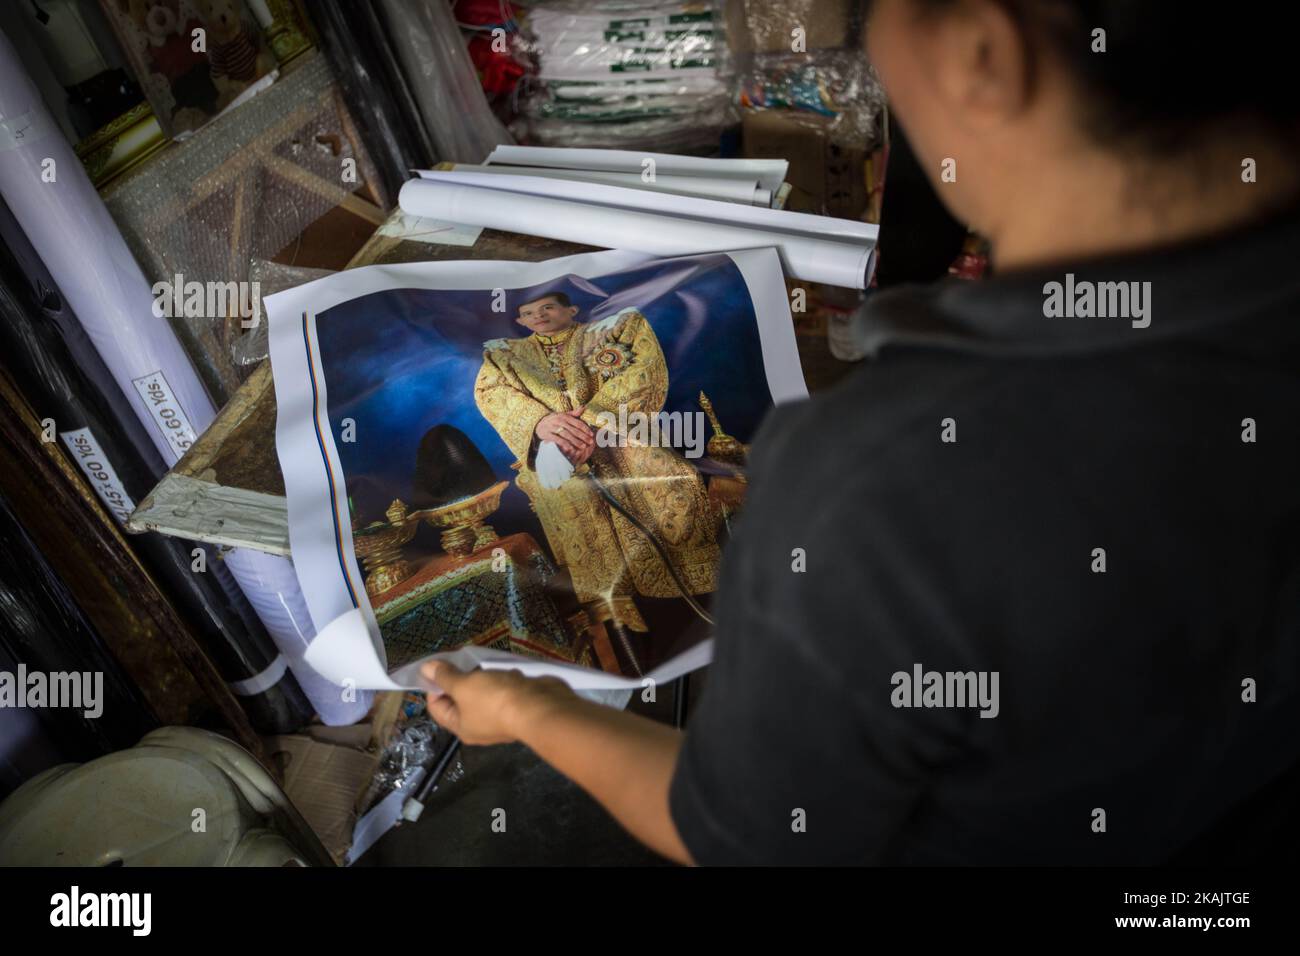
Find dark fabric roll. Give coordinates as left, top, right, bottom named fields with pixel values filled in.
left=0, top=201, right=312, bottom=734
left=304, top=0, right=435, bottom=205
left=0, top=490, right=156, bottom=760
left=412, top=424, right=498, bottom=509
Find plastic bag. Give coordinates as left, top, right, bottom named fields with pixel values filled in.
left=230, top=260, right=336, bottom=376
left=376, top=0, right=514, bottom=163
left=515, top=1, right=738, bottom=150
left=738, top=50, right=886, bottom=147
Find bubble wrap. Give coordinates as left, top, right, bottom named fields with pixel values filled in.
left=231, top=259, right=336, bottom=379
left=102, top=52, right=384, bottom=406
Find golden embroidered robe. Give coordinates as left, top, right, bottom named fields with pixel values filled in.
left=474, top=309, right=718, bottom=615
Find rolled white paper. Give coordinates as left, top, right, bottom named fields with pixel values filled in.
left=420, top=167, right=876, bottom=243
left=486, top=144, right=790, bottom=195
left=448, top=162, right=767, bottom=205
left=223, top=546, right=371, bottom=721
left=400, top=177, right=876, bottom=290
left=0, top=42, right=210, bottom=458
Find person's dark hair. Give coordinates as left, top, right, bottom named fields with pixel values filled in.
left=911, top=0, right=1300, bottom=153
left=519, top=291, right=572, bottom=309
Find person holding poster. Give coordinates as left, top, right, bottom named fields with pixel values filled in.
left=418, top=0, right=1300, bottom=868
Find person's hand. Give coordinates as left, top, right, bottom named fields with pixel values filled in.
left=562, top=407, right=597, bottom=465
left=536, top=408, right=594, bottom=464
left=422, top=661, right=577, bottom=745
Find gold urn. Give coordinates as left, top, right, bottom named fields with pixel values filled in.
left=409, top=480, right=510, bottom=558
left=351, top=499, right=418, bottom=597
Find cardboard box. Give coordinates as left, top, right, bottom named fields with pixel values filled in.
left=742, top=109, right=869, bottom=220
left=266, top=724, right=378, bottom=865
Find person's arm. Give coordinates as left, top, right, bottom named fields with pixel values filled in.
left=422, top=662, right=693, bottom=864
left=426, top=397, right=972, bottom=865
left=473, top=352, right=552, bottom=462
left=474, top=352, right=594, bottom=463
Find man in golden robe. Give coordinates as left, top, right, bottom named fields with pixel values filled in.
left=474, top=292, right=718, bottom=646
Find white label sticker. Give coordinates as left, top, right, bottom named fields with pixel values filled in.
left=59, top=428, right=137, bottom=525
left=131, top=369, right=198, bottom=458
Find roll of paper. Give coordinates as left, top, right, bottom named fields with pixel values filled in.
left=222, top=546, right=367, bottom=722
left=449, top=162, right=767, bottom=205
left=0, top=31, right=369, bottom=725
left=487, top=145, right=790, bottom=195
left=421, top=167, right=876, bottom=243
left=400, top=177, right=876, bottom=289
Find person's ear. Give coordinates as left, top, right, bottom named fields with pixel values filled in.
left=927, top=0, right=1032, bottom=130
left=515, top=316, right=527, bottom=326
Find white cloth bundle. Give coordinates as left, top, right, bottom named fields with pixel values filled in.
left=536, top=440, right=577, bottom=490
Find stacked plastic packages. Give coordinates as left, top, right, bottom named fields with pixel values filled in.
left=516, top=1, right=736, bottom=152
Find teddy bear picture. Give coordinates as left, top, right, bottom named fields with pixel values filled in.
left=194, top=0, right=277, bottom=111
left=100, top=0, right=276, bottom=137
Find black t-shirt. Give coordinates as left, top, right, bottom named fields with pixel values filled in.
left=669, top=209, right=1300, bottom=865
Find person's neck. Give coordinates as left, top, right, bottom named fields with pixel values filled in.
left=989, top=139, right=1299, bottom=272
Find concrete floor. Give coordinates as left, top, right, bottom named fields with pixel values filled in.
left=356, top=671, right=706, bottom=866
